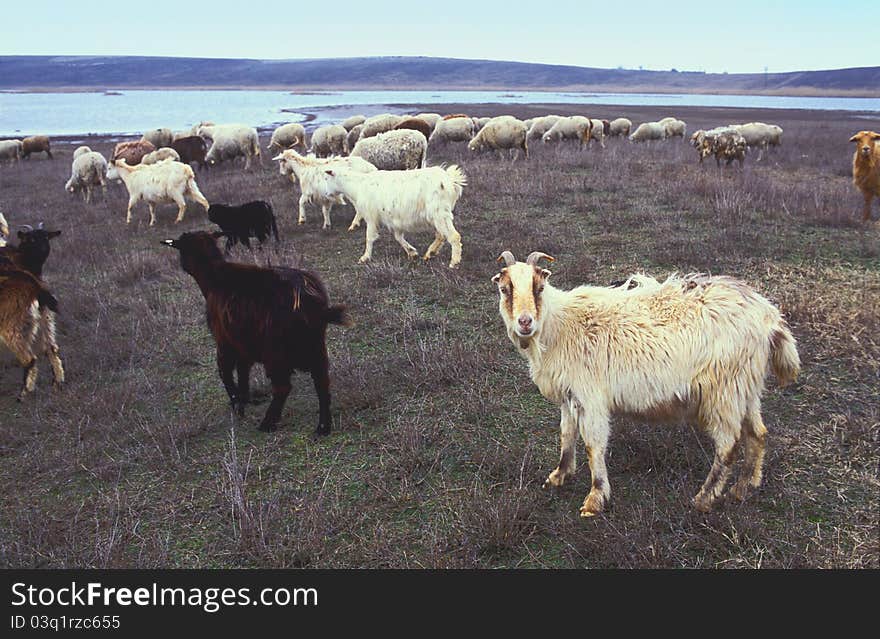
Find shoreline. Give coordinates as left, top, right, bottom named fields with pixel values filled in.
left=2, top=85, right=879, bottom=99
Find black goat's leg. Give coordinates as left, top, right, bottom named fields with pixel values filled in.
left=236, top=361, right=252, bottom=416
left=258, top=371, right=291, bottom=433
left=311, top=348, right=332, bottom=436
left=217, top=345, right=239, bottom=412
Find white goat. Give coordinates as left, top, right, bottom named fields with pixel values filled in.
left=273, top=149, right=376, bottom=229
left=492, top=252, right=801, bottom=516
left=320, top=164, right=467, bottom=267
left=107, top=159, right=209, bottom=225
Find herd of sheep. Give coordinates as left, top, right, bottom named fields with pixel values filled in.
left=1, top=104, right=878, bottom=519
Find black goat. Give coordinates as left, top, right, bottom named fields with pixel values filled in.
left=0, top=224, right=62, bottom=278
left=207, top=201, right=280, bottom=251
left=161, top=231, right=349, bottom=434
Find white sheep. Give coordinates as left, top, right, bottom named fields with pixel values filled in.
left=661, top=118, right=687, bottom=139
left=359, top=114, right=404, bottom=140
left=319, top=164, right=467, bottom=268
left=0, top=140, right=22, bottom=164
left=141, top=147, right=181, bottom=165
left=268, top=122, right=307, bottom=153
left=730, top=122, right=782, bottom=160
left=428, top=117, right=475, bottom=145
left=106, top=159, right=209, bottom=225
left=492, top=252, right=801, bottom=516
left=65, top=150, right=109, bottom=203
left=341, top=115, right=366, bottom=131
left=141, top=127, right=174, bottom=149
left=72, top=145, right=92, bottom=160
left=310, top=124, right=348, bottom=158
left=273, top=149, right=377, bottom=229
left=608, top=118, right=632, bottom=137
left=629, top=122, right=667, bottom=142
left=467, top=115, right=528, bottom=159
left=198, top=123, right=261, bottom=170
left=526, top=115, right=561, bottom=142
left=350, top=129, right=427, bottom=171
left=542, top=116, right=591, bottom=145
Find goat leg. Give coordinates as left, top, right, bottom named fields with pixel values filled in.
left=217, top=346, right=241, bottom=414
left=311, top=359, right=332, bottom=436
left=258, top=379, right=291, bottom=433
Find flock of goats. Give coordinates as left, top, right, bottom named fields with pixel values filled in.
left=0, top=107, right=878, bottom=518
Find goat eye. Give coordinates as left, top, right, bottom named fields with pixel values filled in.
left=500, top=286, right=510, bottom=296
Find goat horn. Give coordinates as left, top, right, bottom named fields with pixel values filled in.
left=497, top=251, right=516, bottom=266
left=37, top=222, right=44, bottom=230
left=526, top=251, right=555, bottom=266
left=19, top=224, right=33, bottom=232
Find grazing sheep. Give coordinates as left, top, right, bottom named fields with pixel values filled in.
left=112, top=140, right=156, bottom=166
left=65, top=150, right=109, bottom=203
left=414, top=113, right=442, bottom=134
left=346, top=125, right=364, bottom=156
left=141, top=147, right=181, bottom=165
left=0, top=213, right=8, bottom=247
left=467, top=115, right=528, bottom=159
left=850, top=130, right=880, bottom=222
left=442, top=113, right=469, bottom=120
left=661, top=118, right=687, bottom=139
left=273, top=149, right=377, bottom=229
left=161, top=231, right=350, bottom=434
left=310, top=124, right=348, bottom=158
left=341, top=115, right=366, bottom=131
left=492, top=251, right=800, bottom=516
left=199, top=124, right=262, bottom=170
left=542, top=116, right=591, bottom=145
left=429, top=116, right=475, bottom=145
left=394, top=117, right=433, bottom=141
left=359, top=114, right=404, bottom=140
left=0, top=140, right=22, bottom=164
left=107, top=159, right=210, bottom=225
left=526, top=115, right=561, bottom=142
left=473, top=117, right=491, bottom=132
left=320, top=164, right=467, bottom=268
left=268, top=122, right=307, bottom=153
left=208, top=201, right=279, bottom=251
left=141, top=128, right=174, bottom=149
left=350, top=129, right=427, bottom=171
left=702, top=131, right=748, bottom=167
left=171, top=136, right=208, bottom=170
left=729, top=122, right=780, bottom=160
left=21, top=135, right=53, bottom=160
left=608, top=117, right=632, bottom=137
left=586, top=118, right=606, bottom=148
left=0, top=262, right=62, bottom=401
left=629, top=122, right=667, bottom=142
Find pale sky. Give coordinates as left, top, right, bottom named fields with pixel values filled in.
left=2, top=0, right=876, bottom=74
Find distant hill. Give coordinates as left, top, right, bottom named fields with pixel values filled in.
left=1, top=56, right=878, bottom=97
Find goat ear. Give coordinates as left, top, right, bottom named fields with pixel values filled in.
left=872, top=132, right=880, bottom=140
left=48, top=230, right=61, bottom=239
left=540, top=269, right=552, bottom=280
left=160, top=239, right=177, bottom=249
left=491, top=272, right=502, bottom=284
left=324, top=169, right=334, bottom=176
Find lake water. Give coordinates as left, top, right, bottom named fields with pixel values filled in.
left=1, top=89, right=878, bottom=138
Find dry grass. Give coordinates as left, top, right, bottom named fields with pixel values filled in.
left=0, top=103, right=877, bottom=568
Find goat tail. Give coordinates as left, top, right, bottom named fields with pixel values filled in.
left=325, top=304, right=352, bottom=327
left=769, top=319, right=800, bottom=387
left=444, top=164, right=467, bottom=189
left=37, top=289, right=59, bottom=314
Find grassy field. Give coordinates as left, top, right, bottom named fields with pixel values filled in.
left=0, top=104, right=877, bottom=568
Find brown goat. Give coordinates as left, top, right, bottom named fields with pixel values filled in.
left=21, top=135, right=52, bottom=160
left=162, top=232, right=350, bottom=435
left=171, top=136, right=208, bottom=170
left=0, top=263, right=61, bottom=400
left=850, top=130, right=880, bottom=222
left=394, top=118, right=432, bottom=140
left=112, top=140, right=156, bottom=166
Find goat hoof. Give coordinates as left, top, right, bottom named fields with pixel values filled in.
left=691, top=494, right=714, bottom=512
left=579, top=492, right=605, bottom=517
left=543, top=469, right=565, bottom=489
left=314, top=424, right=331, bottom=437
left=53, top=381, right=64, bottom=392
left=257, top=420, right=279, bottom=433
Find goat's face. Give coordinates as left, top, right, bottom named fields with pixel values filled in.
left=161, top=231, right=224, bottom=275
left=492, top=251, right=554, bottom=348
left=850, top=131, right=880, bottom=159
left=17, top=227, right=60, bottom=255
